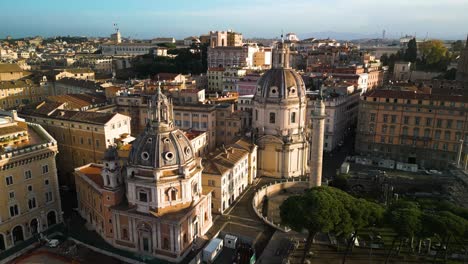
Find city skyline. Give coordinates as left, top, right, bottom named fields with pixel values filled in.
left=2, top=0, right=468, bottom=40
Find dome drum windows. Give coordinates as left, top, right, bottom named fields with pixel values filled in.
left=164, top=152, right=175, bottom=161
left=184, top=147, right=192, bottom=156
left=288, top=86, right=296, bottom=96
left=269, top=86, right=279, bottom=97
left=141, top=152, right=150, bottom=161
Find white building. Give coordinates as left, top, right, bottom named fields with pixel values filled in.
left=393, top=61, right=412, bottom=82
left=306, top=88, right=360, bottom=151
left=207, top=44, right=261, bottom=69
left=101, top=43, right=167, bottom=56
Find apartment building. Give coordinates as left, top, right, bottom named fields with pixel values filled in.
left=0, top=79, right=49, bottom=109
left=0, top=64, right=25, bottom=81
left=115, top=95, right=217, bottom=150
left=0, top=111, right=62, bottom=251
left=207, top=67, right=225, bottom=92
left=306, top=88, right=360, bottom=151
left=52, top=77, right=104, bottom=96
left=356, top=89, right=468, bottom=169
left=202, top=139, right=256, bottom=214
left=19, top=102, right=131, bottom=184
left=55, top=68, right=95, bottom=81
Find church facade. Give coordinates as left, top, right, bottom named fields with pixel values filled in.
left=75, top=85, right=212, bottom=262
left=252, top=42, right=309, bottom=178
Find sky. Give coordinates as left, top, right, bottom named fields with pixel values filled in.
left=1, top=0, right=468, bottom=40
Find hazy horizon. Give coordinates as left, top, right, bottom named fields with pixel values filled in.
left=2, top=0, right=468, bottom=40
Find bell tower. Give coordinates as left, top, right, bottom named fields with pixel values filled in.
left=101, top=147, right=123, bottom=190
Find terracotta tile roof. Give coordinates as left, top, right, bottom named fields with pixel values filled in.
left=64, top=68, right=94, bottom=74
left=0, top=79, right=36, bottom=89
left=0, top=63, right=22, bottom=73
left=20, top=102, right=123, bottom=125
left=55, top=77, right=103, bottom=91
left=20, top=101, right=65, bottom=116
left=364, top=89, right=468, bottom=103
left=48, top=110, right=120, bottom=125
left=155, top=73, right=180, bottom=81
left=203, top=146, right=248, bottom=175
left=46, top=93, right=106, bottom=109
left=0, top=125, right=27, bottom=136
left=78, top=164, right=103, bottom=188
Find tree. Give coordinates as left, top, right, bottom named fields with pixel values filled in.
left=418, top=40, right=450, bottom=71
left=280, top=187, right=343, bottom=263
left=384, top=201, right=422, bottom=263
left=404, top=38, right=418, bottom=63
left=280, top=187, right=383, bottom=264
left=422, top=211, right=467, bottom=262
left=329, top=174, right=350, bottom=191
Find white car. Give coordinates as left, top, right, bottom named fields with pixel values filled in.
left=47, top=239, right=60, bottom=248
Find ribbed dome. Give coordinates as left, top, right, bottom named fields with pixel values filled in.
left=128, top=128, right=195, bottom=169
left=254, top=68, right=306, bottom=100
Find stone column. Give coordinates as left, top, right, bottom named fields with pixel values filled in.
left=310, top=99, right=326, bottom=188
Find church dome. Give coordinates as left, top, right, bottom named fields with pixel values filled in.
left=127, top=84, right=195, bottom=170
left=128, top=128, right=195, bottom=169
left=255, top=68, right=306, bottom=100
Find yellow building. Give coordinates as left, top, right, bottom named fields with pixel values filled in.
left=0, top=64, right=25, bottom=81
left=207, top=67, right=225, bottom=93
left=0, top=111, right=61, bottom=251
left=54, top=68, right=95, bottom=81
left=0, top=79, right=49, bottom=109
left=19, top=102, right=131, bottom=185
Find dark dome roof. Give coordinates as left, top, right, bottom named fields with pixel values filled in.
left=103, top=146, right=119, bottom=161
left=128, top=128, right=195, bottom=169
left=254, top=68, right=306, bottom=100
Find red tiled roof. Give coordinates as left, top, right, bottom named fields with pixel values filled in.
left=79, top=164, right=103, bottom=188
left=364, top=89, right=468, bottom=102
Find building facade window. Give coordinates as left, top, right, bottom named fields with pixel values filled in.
left=269, top=113, right=275, bottom=124
left=45, top=191, right=53, bottom=203
left=24, top=170, right=32, bottom=180
left=28, top=198, right=37, bottom=209
left=6, top=175, right=13, bottom=185
left=42, top=165, right=49, bottom=174
left=9, top=204, right=19, bottom=217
